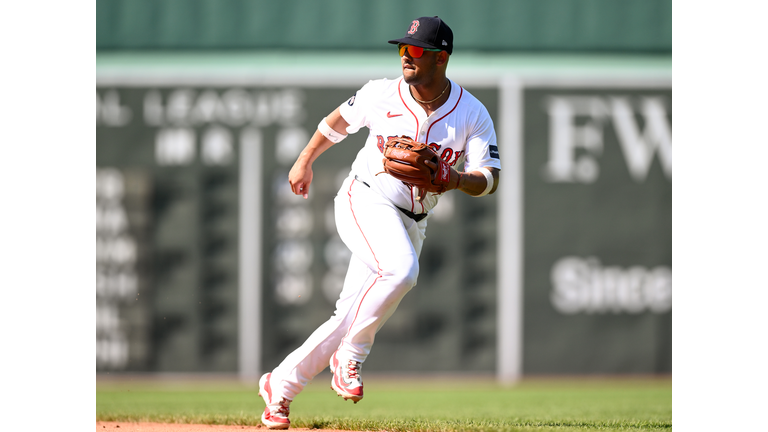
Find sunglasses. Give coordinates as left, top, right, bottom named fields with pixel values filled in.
left=398, top=44, right=442, bottom=58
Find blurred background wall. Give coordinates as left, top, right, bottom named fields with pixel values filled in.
left=96, top=0, right=670, bottom=52
left=96, top=0, right=671, bottom=380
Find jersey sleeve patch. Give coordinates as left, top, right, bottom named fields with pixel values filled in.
left=489, top=145, right=500, bottom=159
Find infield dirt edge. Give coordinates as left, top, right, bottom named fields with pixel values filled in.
left=97, top=421, right=366, bottom=432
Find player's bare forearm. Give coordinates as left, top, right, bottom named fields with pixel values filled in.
left=289, top=108, right=350, bottom=198
left=293, top=131, right=336, bottom=167
left=456, top=167, right=500, bottom=196
left=294, top=108, right=348, bottom=166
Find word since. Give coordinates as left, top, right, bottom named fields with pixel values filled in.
left=549, top=256, right=671, bottom=314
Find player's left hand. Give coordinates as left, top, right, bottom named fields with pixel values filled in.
left=424, top=159, right=460, bottom=193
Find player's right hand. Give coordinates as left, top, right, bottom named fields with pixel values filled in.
left=288, top=163, right=313, bottom=199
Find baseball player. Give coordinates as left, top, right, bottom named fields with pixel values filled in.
left=258, top=16, right=501, bottom=429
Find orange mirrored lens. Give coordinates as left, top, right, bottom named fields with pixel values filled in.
left=398, top=44, right=425, bottom=58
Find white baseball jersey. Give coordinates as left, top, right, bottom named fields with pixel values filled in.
left=339, top=77, right=501, bottom=214
left=265, top=76, right=501, bottom=403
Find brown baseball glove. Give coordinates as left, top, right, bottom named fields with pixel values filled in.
left=380, top=136, right=460, bottom=201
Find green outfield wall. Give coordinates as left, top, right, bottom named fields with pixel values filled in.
left=97, top=0, right=671, bottom=53
left=96, top=68, right=670, bottom=377
left=520, top=83, right=671, bottom=375
left=96, top=81, right=500, bottom=373
left=96, top=1, right=671, bottom=378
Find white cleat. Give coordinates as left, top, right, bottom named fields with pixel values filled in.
left=330, top=352, right=364, bottom=403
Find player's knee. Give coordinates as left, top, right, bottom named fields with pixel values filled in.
left=386, top=260, right=419, bottom=292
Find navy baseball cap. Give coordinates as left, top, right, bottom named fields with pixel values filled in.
left=388, top=16, right=453, bottom=55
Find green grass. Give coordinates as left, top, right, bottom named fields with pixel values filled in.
left=96, top=375, right=671, bottom=431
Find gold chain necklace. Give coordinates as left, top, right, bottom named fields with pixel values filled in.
left=410, top=81, right=450, bottom=104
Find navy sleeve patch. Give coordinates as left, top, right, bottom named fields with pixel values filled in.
left=347, top=92, right=357, bottom=106
left=489, top=145, right=500, bottom=159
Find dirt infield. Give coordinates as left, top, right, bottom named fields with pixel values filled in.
left=96, top=422, right=360, bottom=432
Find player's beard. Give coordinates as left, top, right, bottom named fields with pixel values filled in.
left=402, top=57, right=438, bottom=87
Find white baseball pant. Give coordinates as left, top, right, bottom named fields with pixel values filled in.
left=269, top=174, right=427, bottom=401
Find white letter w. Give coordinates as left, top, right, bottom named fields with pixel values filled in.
left=611, top=97, right=672, bottom=182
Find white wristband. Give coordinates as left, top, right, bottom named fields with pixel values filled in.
left=317, top=117, right=347, bottom=143
left=473, top=167, right=495, bottom=197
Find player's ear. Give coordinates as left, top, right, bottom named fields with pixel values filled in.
left=436, top=51, right=449, bottom=66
